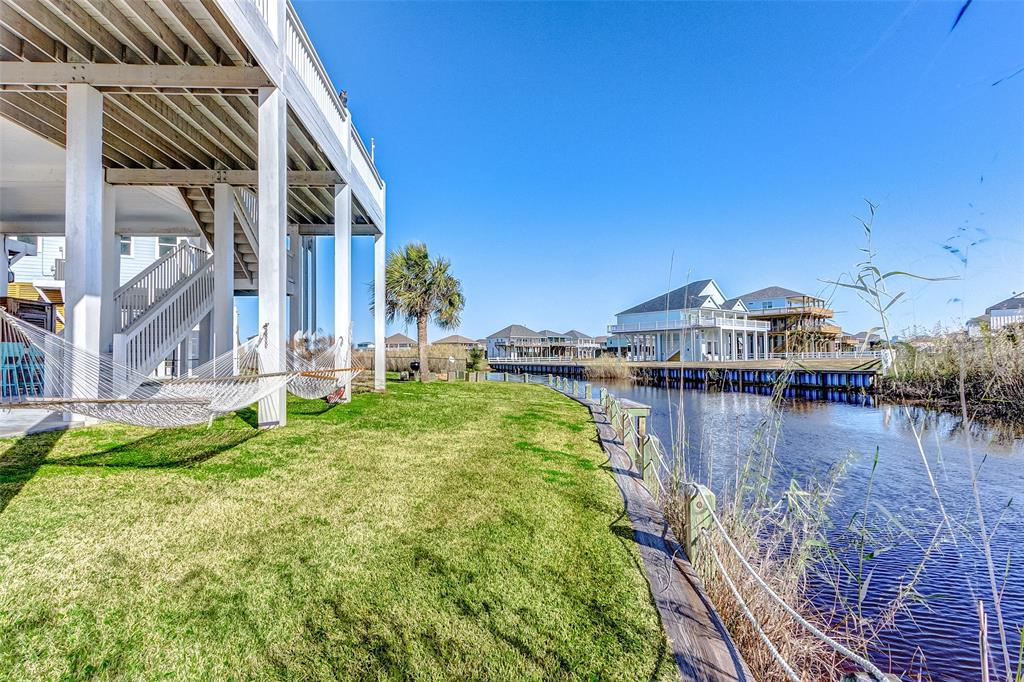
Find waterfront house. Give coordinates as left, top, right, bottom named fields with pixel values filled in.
left=738, top=286, right=842, bottom=354
left=384, top=333, right=416, bottom=351
left=608, top=279, right=770, bottom=362
left=487, top=325, right=543, bottom=360
left=433, top=334, right=483, bottom=351
left=983, top=294, right=1024, bottom=330
left=486, top=325, right=600, bottom=360
left=850, top=331, right=884, bottom=350
left=0, top=0, right=390, bottom=427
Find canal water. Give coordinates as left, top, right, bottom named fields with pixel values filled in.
left=556, top=378, right=1022, bottom=680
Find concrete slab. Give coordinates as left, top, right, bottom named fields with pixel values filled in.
left=0, top=409, right=83, bottom=438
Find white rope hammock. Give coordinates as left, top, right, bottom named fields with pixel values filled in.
left=283, top=334, right=364, bottom=400
left=1, top=310, right=360, bottom=428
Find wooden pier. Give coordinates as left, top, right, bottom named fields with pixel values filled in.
left=487, top=357, right=883, bottom=393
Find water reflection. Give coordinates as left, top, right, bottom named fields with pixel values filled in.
left=583, top=379, right=1023, bottom=680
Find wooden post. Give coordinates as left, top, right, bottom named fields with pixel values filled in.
left=572, top=380, right=578, bottom=395
left=584, top=383, right=592, bottom=400
left=524, top=373, right=530, bottom=384
left=503, top=372, right=509, bottom=382
left=548, top=373, right=553, bottom=386
left=683, top=484, right=716, bottom=564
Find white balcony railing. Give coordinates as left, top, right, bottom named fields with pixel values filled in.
left=608, top=315, right=769, bottom=334
left=244, top=0, right=384, bottom=208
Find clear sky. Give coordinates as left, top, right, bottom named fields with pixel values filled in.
left=239, top=0, right=1023, bottom=343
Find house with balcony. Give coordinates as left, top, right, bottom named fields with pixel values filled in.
left=738, top=286, right=843, bottom=354
left=486, top=325, right=600, bottom=360
left=608, top=279, right=770, bottom=362
left=0, top=0, right=388, bottom=428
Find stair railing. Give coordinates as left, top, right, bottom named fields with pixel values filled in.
left=113, top=242, right=209, bottom=334
left=111, top=257, right=215, bottom=392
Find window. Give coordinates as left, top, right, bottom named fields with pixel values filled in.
left=119, top=235, right=133, bottom=256
left=158, top=236, right=182, bottom=257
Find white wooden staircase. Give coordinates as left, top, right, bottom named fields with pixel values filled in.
left=111, top=242, right=214, bottom=383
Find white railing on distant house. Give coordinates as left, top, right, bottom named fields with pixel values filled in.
left=244, top=0, right=385, bottom=209
left=609, top=315, right=770, bottom=334
left=112, top=242, right=209, bottom=334
left=488, top=356, right=592, bottom=363
left=112, top=258, right=215, bottom=390
left=766, top=351, right=884, bottom=360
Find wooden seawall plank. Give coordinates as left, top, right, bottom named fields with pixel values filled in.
left=569, top=394, right=751, bottom=681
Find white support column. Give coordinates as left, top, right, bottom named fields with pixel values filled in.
left=288, top=224, right=303, bottom=338
left=373, top=230, right=386, bottom=391
left=309, top=237, right=318, bottom=333
left=333, top=184, right=352, bottom=401
left=197, top=234, right=213, bottom=365
left=0, top=233, right=8, bottom=298
left=257, top=86, right=288, bottom=427
left=64, top=84, right=105, bottom=404
left=213, top=183, right=234, bottom=358
left=99, top=184, right=118, bottom=353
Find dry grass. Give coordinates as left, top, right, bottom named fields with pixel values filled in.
left=584, top=357, right=632, bottom=380
left=659, top=377, right=860, bottom=682
left=881, top=324, right=1024, bottom=420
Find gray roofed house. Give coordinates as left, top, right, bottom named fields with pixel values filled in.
left=981, top=293, right=1024, bottom=330
left=737, top=285, right=809, bottom=301
left=487, top=324, right=540, bottom=339
left=384, top=333, right=416, bottom=349
left=985, top=294, right=1024, bottom=313
left=610, top=278, right=775, bottom=362
left=616, top=279, right=716, bottom=316
left=486, top=324, right=599, bottom=361
left=433, top=334, right=480, bottom=348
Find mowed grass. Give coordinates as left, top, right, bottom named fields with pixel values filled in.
left=0, top=381, right=673, bottom=680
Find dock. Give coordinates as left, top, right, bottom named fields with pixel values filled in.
left=487, top=357, right=883, bottom=392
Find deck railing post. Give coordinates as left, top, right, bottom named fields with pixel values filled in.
left=683, top=484, right=716, bottom=564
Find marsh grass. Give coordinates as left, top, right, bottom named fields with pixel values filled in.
left=0, top=381, right=674, bottom=680
left=585, top=356, right=632, bottom=380
left=651, top=203, right=1021, bottom=680
left=882, top=325, right=1024, bottom=421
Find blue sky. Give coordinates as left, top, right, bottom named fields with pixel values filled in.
left=240, top=1, right=1023, bottom=343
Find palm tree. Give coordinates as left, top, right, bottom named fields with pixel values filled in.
left=380, top=242, right=464, bottom=382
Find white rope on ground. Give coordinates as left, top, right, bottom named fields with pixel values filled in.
left=701, top=529, right=801, bottom=682
left=691, top=484, right=890, bottom=681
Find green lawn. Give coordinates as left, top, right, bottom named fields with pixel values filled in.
left=0, top=381, right=672, bottom=680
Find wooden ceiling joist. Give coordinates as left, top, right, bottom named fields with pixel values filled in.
left=0, top=62, right=272, bottom=88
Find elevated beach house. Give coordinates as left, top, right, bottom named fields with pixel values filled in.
left=738, top=286, right=843, bottom=354
left=608, top=279, right=769, bottom=362
left=968, top=293, right=1024, bottom=333
left=0, top=0, right=388, bottom=427
left=486, top=325, right=600, bottom=360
